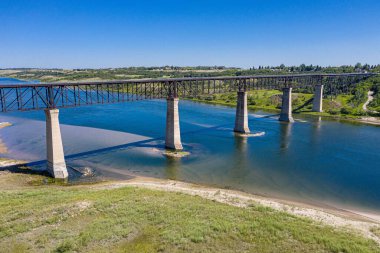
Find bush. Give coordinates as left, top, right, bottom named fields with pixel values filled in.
left=328, top=109, right=340, bottom=115
left=349, top=87, right=368, bottom=106
left=247, top=95, right=256, bottom=105
left=227, top=95, right=236, bottom=101
left=204, top=96, right=215, bottom=101
left=340, top=107, right=351, bottom=115
left=352, top=108, right=367, bottom=116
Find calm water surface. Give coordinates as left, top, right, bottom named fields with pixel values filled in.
left=0, top=77, right=39, bottom=84
left=0, top=97, right=379, bottom=214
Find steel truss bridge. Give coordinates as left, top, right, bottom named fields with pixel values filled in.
left=0, top=73, right=376, bottom=112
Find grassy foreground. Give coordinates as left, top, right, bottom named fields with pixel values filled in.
left=0, top=173, right=379, bottom=253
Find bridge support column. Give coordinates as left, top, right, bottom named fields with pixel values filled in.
left=234, top=91, right=250, bottom=133
left=45, top=109, right=68, bottom=179
left=165, top=97, right=183, bottom=150
left=279, top=88, right=294, bottom=122
left=312, top=84, right=324, bottom=112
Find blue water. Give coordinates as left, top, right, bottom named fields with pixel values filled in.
left=0, top=78, right=379, bottom=214
left=0, top=77, right=39, bottom=84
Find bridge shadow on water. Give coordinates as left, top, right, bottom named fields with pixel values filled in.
left=0, top=163, right=50, bottom=176
left=1, top=112, right=280, bottom=177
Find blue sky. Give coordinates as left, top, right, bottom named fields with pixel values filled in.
left=1, top=0, right=380, bottom=68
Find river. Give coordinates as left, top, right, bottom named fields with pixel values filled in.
left=0, top=78, right=379, bottom=215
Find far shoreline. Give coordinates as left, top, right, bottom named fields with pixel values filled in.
left=189, top=98, right=380, bottom=126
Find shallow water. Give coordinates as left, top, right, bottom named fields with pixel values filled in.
left=0, top=99, right=379, bottom=214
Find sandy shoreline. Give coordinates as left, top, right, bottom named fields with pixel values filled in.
left=0, top=122, right=25, bottom=166
left=357, top=116, right=380, bottom=125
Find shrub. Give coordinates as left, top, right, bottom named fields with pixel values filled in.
left=328, top=109, right=340, bottom=115
left=349, top=87, right=368, bottom=106
left=340, top=107, right=351, bottom=115
left=352, top=108, right=367, bottom=116
left=247, top=95, right=256, bottom=105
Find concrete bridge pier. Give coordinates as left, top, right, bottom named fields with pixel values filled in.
left=279, top=87, right=294, bottom=122
left=165, top=97, right=183, bottom=150
left=234, top=91, right=250, bottom=133
left=45, top=109, right=68, bottom=179
left=312, top=84, right=324, bottom=112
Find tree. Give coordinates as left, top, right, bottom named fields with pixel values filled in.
left=355, top=62, right=362, bottom=69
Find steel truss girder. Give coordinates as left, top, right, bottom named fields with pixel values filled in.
left=0, top=73, right=375, bottom=112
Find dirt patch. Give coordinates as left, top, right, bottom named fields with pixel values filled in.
left=327, top=100, right=342, bottom=110
left=269, top=94, right=282, bottom=106
left=75, top=201, right=92, bottom=211
left=357, top=117, right=380, bottom=125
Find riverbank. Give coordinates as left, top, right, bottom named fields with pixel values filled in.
left=189, top=97, right=380, bottom=126
left=0, top=169, right=379, bottom=252
left=99, top=175, right=380, bottom=241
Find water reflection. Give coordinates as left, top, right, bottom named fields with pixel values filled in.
left=0, top=138, right=8, bottom=154
left=279, top=123, right=292, bottom=152
left=0, top=124, right=10, bottom=154
left=316, top=116, right=322, bottom=129
left=165, top=157, right=181, bottom=180
left=310, top=116, right=322, bottom=146
left=229, top=134, right=249, bottom=180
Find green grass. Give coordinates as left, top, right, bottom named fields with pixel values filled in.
left=190, top=89, right=379, bottom=120
left=0, top=174, right=379, bottom=253
left=372, top=227, right=380, bottom=240
left=189, top=75, right=380, bottom=120
left=191, top=90, right=315, bottom=112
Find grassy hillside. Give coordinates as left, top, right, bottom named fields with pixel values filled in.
left=1, top=65, right=379, bottom=83
left=0, top=173, right=379, bottom=253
